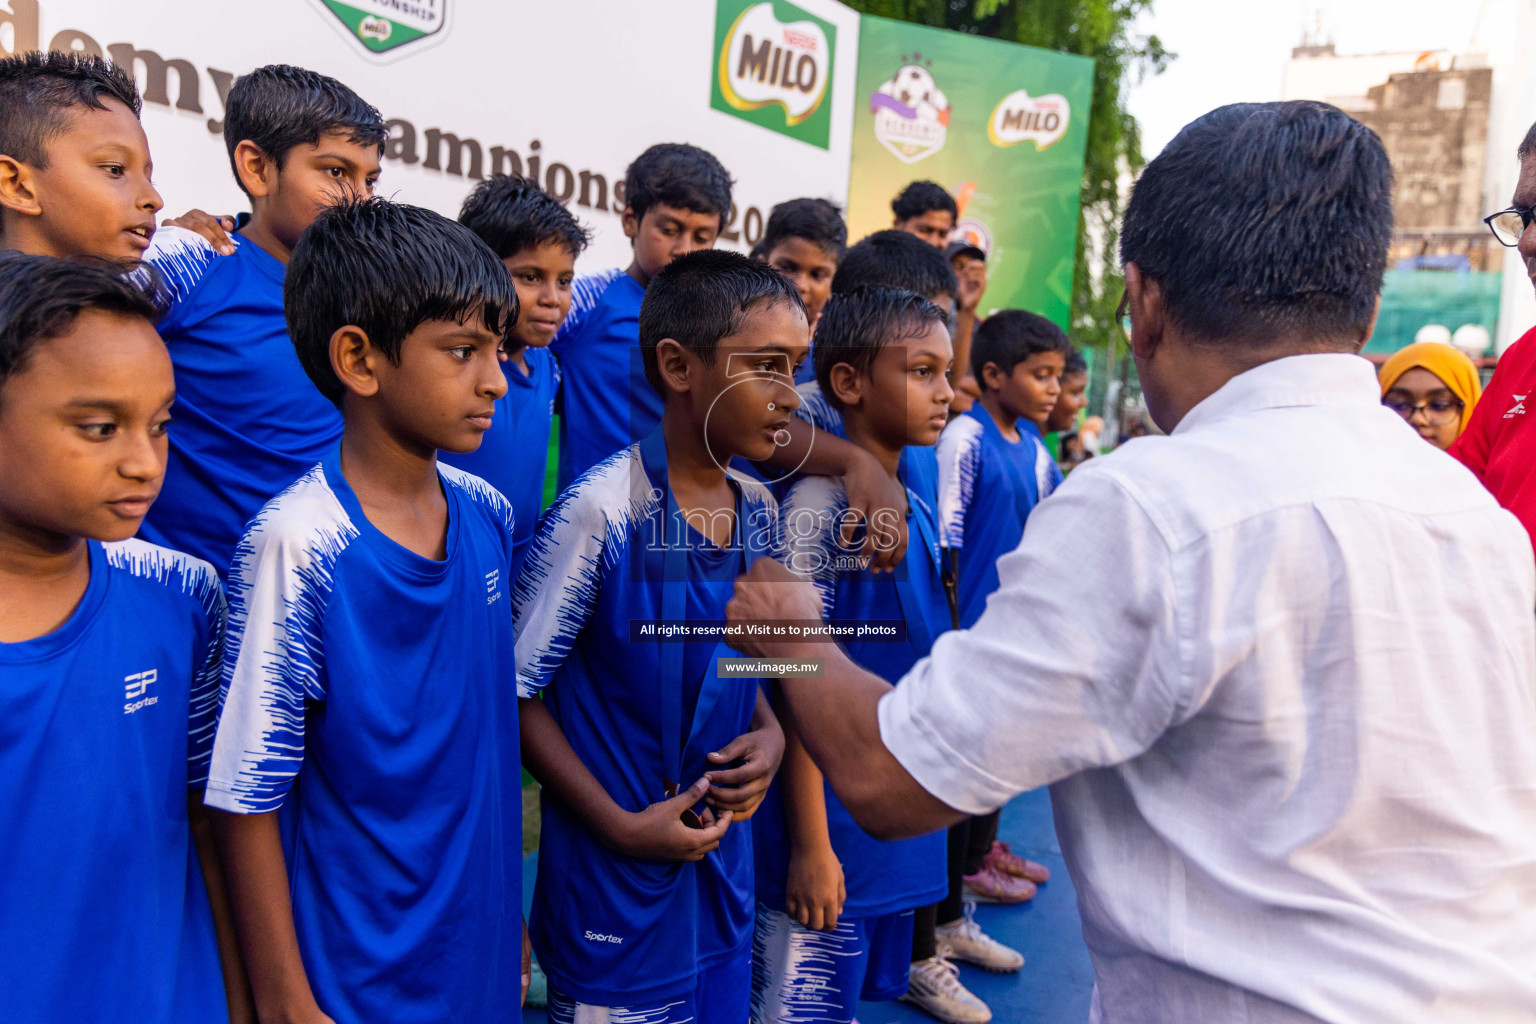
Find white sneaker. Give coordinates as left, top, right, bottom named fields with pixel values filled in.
left=936, top=903, right=1025, bottom=973
left=900, top=949, right=993, bottom=1024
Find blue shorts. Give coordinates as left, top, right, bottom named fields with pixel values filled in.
left=749, top=903, right=914, bottom=1023
left=548, top=945, right=751, bottom=1024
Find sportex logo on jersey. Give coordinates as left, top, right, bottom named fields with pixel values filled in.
left=124, top=669, right=158, bottom=715
left=485, top=569, right=503, bottom=606
left=311, top=0, right=451, bottom=61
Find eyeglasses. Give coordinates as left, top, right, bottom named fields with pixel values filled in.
left=1383, top=396, right=1464, bottom=426
left=1115, top=289, right=1131, bottom=335
left=1485, top=204, right=1535, bottom=246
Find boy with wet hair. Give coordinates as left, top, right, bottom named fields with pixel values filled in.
left=140, top=64, right=387, bottom=575
left=0, top=50, right=163, bottom=259
left=450, top=173, right=590, bottom=575
left=0, top=253, right=244, bottom=1022
left=891, top=180, right=957, bottom=248
left=751, top=196, right=847, bottom=327
left=517, top=249, right=800, bottom=1024
left=205, top=199, right=528, bottom=1023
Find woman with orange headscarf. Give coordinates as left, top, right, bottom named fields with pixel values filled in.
left=1379, top=342, right=1483, bottom=450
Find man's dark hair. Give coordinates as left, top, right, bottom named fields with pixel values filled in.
left=1119, top=101, right=1392, bottom=346
left=1062, top=348, right=1088, bottom=378
left=891, top=180, right=957, bottom=222
left=223, top=65, right=387, bottom=199
left=0, top=252, right=163, bottom=385
left=0, top=51, right=141, bottom=168
left=638, top=249, right=804, bottom=396
left=832, top=230, right=958, bottom=303
left=971, top=309, right=1071, bottom=381
left=813, top=286, right=947, bottom=410
left=459, top=175, right=590, bottom=259
left=751, top=198, right=847, bottom=260
left=285, top=198, right=517, bottom=406
left=624, top=143, right=733, bottom=225
left=1519, top=119, right=1536, bottom=160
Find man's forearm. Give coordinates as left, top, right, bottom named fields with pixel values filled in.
left=757, top=416, right=857, bottom=477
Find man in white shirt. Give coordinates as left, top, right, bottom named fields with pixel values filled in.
left=725, top=100, right=1536, bottom=1023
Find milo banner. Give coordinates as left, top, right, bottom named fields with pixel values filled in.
left=846, top=15, right=1094, bottom=328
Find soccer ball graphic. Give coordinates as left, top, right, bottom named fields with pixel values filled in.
left=893, top=64, right=941, bottom=110
left=872, top=59, right=951, bottom=163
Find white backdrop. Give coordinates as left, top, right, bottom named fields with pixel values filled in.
left=25, top=0, right=861, bottom=270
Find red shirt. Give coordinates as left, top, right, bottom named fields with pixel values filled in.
left=1451, top=324, right=1536, bottom=548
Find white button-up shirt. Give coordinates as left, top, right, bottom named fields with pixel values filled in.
left=880, top=354, right=1536, bottom=1023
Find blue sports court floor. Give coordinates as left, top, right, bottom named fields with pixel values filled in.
left=520, top=786, right=1095, bottom=1023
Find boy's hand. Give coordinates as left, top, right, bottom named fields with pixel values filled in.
left=786, top=844, right=846, bottom=932
left=521, top=918, right=531, bottom=1007
left=616, top=776, right=733, bottom=862
left=842, top=449, right=908, bottom=573
left=163, top=209, right=237, bottom=255
left=957, top=262, right=987, bottom=314
left=705, top=718, right=785, bottom=820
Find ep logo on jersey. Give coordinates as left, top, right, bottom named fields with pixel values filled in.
left=124, top=669, right=158, bottom=714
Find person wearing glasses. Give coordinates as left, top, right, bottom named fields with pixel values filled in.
left=1378, top=341, right=1482, bottom=450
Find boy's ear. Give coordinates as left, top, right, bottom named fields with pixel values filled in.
left=621, top=205, right=639, bottom=242
left=231, top=140, right=278, bottom=201
left=653, top=338, right=692, bottom=395
left=980, top=361, right=1007, bottom=392
left=828, top=361, right=862, bottom=408
left=330, top=325, right=381, bottom=399
left=0, top=154, right=43, bottom=219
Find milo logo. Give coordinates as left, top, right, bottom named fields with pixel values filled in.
left=711, top=0, right=836, bottom=150
left=988, top=90, right=1070, bottom=150
left=314, top=0, right=449, bottom=58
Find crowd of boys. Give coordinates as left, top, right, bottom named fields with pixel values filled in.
left=0, top=51, right=1093, bottom=1024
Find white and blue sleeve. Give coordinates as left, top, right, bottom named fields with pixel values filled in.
left=779, top=476, right=845, bottom=614
left=144, top=225, right=223, bottom=332
left=936, top=416, right=983, bottom=550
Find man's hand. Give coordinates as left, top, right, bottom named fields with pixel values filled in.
left=726, top=558, right=825, bottom=657
left=614, top=776, right=733, bottom=862
left=163, top=208, right=237, bottom=255
left=841, top=448, right=908, bottom=573
left=786, top=843, right=846, bottom=932
left=957, top=260, right=987, bottom=314
left=705, top=715, right=785, bottom=820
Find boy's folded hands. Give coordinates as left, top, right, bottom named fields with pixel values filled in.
left=704, top=701, right=786, bottom=820
left=617, top=777, right=733, bottom=863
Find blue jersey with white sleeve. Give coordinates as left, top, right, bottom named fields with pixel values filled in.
left=440, top=344, right=560, bottom=578
left=205, top=450, right=523, bottom=1024
left=139, top=227, right=343, bottom=576
left=515, top=427, right=776, bottom=1006
left=0, top=539, right=227, bottom=1024
left=753, top=473, right=949, bottom=919
left=551, top=268, right=662, bottom=491
left=937, top=406, right=1058, bottom=628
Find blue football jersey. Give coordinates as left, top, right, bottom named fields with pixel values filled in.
left=0, top=540, right=227, bottom=1023
left=140, top=227, right=343, bottom=577
left=205, top=450, right=522, bottom=1024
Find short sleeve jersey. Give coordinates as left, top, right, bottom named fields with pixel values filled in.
left=514, top=429, right=777, bottom=1005
left=0, top=540, right=226, bottom=1023
left=752, top=474, right=949, bottom=919
left=139, top=227, right=343, bottom=576
left=937, top=406, right=1057, bottom=627
left=550, top=268, right=662, bottom=491
left=204, top=451, right=523, bottom=1024
left=440, top=344, right=560, bottom=577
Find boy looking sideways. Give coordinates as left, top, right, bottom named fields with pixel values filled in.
left=0, top=254, right=244, bottom=1023
left=751, top=196, right=847, bottom=328
left=449, top=173, right=590, bottom=575
left=0, top=51, right=162, bottom=260
left=891, top=180, right=957, bottom=248
left=1045, top=348, right=1090, bottom=458
left=205, top=200, right=528, bottom=1023
left=516, top=250, right=799, bottom=1024
left=139, top=65, right=386, bottom=575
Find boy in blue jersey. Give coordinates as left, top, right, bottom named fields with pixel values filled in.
left=0, top=254, right=244, bottom=1023
left=752, top=287, right=954, bottom=1024
left=517, top=250, right=801, bottom=1023
left=139, top=65, right=387, bottom=575
left=0, top=51, right=163, bottom=260
left=205, top=199, right=528, bottom=1022
left=751, top=197, right=846, bottom=331
left=449, top=174, right=589, bottom=575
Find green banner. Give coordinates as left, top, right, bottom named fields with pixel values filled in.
left=847, top=16, right=1094, bottom=328
left=711, top=0, right=838, bottom=150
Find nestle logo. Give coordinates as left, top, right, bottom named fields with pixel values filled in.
left=782, top=27, right=817, bottom=51
left=583, top=930, right=623, bottom=944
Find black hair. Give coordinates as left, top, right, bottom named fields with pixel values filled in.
left=0, top=51, right=141, bottom=168
left=891, top=180, right=957, bottom=222
left=458, top=174, right=590, bottom=260
left=624, top=143, right=733, bottom=224
left=812, top=286, right=947, bottom=410
left=1119, top=101, right=1392, bottom=346
left=223, top=65, right=387, bottom=199
left=750, top=197, right=847, bottom=261
left=1520, top=119, right=1536, bottom=160
left=971, top=309, right=1072, bottom=381
left=0, top=252, right=164, bottom=385
left=285, top=198, right=517, bottom=406
left=831, top=230, right=958, bottom=303
left=1062, top=348, right=1088, bottom=378
left=638, top=249, right=804, bottom=396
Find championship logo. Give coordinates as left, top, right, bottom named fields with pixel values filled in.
left=869, top=52, right=951, bottom=164
left=313, top=0, right=449, bottom=58
left=987, top=89, right=1070, bottom=150
left=711, top=0, right=836, bottom=150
